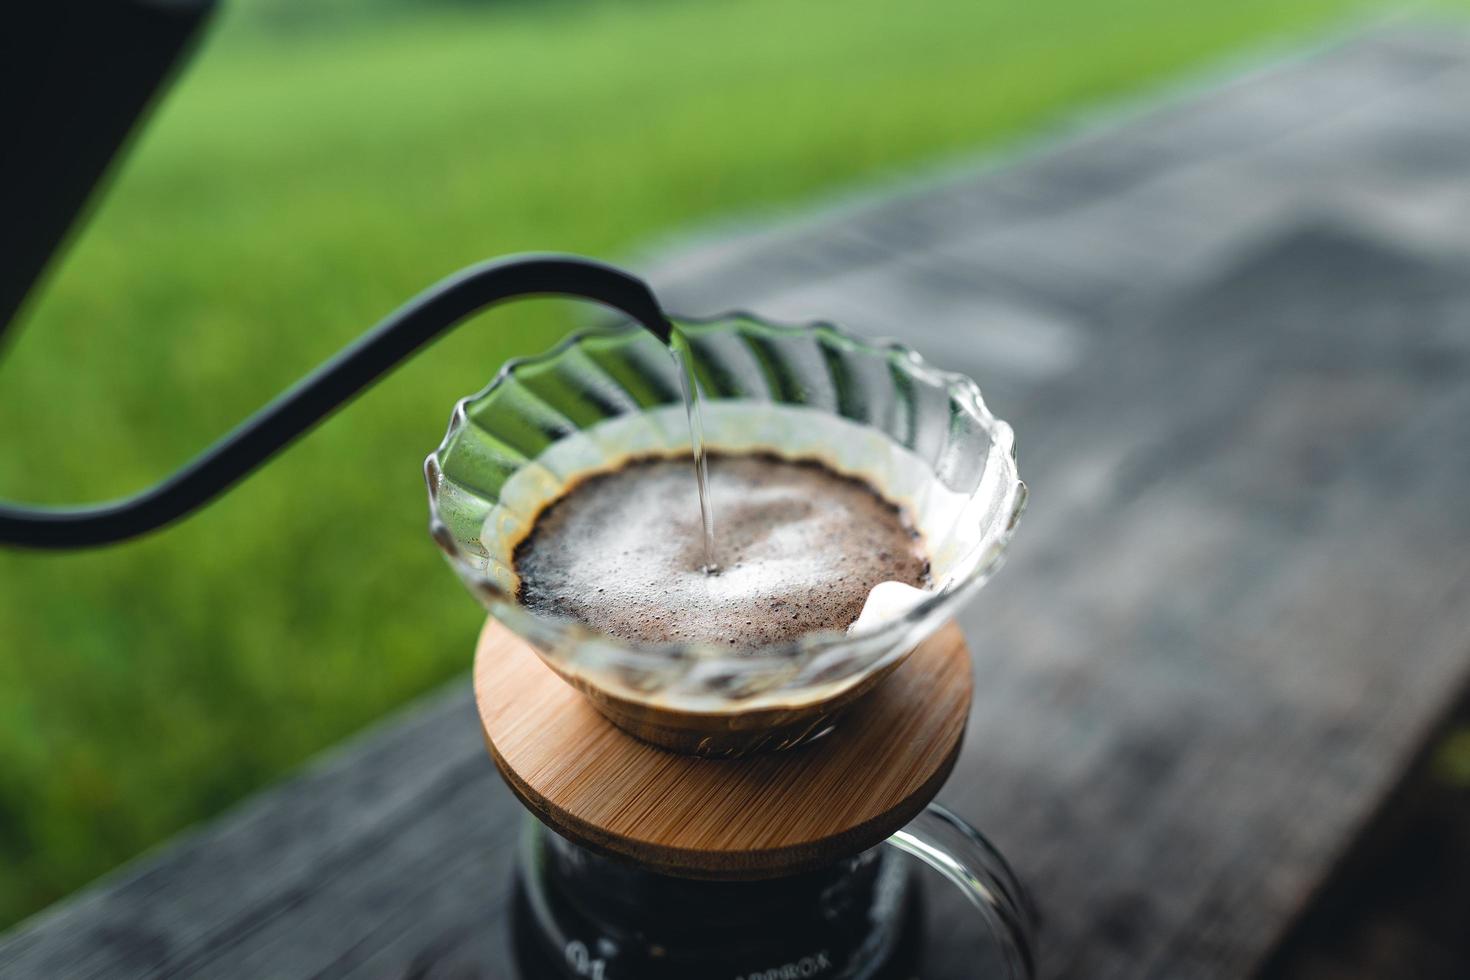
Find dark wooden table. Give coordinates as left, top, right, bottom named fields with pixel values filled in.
left=5, top=23, right=1470, bottom=980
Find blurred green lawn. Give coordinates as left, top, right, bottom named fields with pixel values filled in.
left=2, top=0, right=1456, bottom=929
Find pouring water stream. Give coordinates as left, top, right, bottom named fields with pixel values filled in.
left=670, top=333, right=719, bottom=574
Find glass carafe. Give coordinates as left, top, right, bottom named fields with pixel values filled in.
left=511, top=802, right=1036, bottom=980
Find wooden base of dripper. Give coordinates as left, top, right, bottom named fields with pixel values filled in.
left=474, top=619, right=973, bottom=880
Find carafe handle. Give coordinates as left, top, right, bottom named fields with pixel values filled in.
left=887, top=802, right=1038, bottom=979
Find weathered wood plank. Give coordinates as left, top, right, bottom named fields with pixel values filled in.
left=1260, top=697, right=1470, bottom=979
left=0, top=689, right=508, bottom=979
left=4, top=23, right=1470, bottom=980
left=938, top=223, right=1470, bottom=980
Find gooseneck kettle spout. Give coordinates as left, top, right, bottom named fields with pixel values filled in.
left=0, top=254, right=676, bottom=549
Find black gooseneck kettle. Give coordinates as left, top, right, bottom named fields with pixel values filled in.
left=1, top=0, right=676, bottom=551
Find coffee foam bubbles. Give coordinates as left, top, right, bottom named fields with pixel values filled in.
left=514, top=454, right=931, bottom=651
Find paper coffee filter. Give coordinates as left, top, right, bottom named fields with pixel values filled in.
left=849, top=581, right=933, bottom=635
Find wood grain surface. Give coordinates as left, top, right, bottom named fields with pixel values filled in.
left=4, top=26, right=1470, bottom=980
left=475, top=619, right=971, bottom=879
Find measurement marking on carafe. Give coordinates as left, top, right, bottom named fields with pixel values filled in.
left=563, top=940, right=607, bottom=979
left=733, top=949, right=833, bottom=980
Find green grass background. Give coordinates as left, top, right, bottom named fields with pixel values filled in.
left=1, top=0, right=1460, bottom=929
